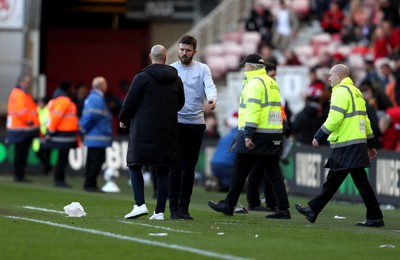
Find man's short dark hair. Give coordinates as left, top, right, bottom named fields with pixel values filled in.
left=179, top=35, right=197, bottom=50
left=265, top=61, right=276, bottom=71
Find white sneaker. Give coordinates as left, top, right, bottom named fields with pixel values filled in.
left=149, top=212, right=164, bottom=220
left=124, top=204, right=149, bottom=219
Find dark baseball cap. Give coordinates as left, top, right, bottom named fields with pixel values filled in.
left=239, top=54, right=265, bottom=67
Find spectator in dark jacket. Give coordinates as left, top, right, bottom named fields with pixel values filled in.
left=120, top=45, right=185, bottom=221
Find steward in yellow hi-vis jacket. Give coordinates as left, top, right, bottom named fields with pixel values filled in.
left=208, top=54, right=290, bottom=219
left=295, top=64, right=383, bottom=227
left=233, top=65, right=283, bottom=155
left=314, top=71, right=375, bottom=171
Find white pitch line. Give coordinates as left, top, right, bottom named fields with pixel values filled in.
left=119, top=220, right=193, bottom=234
left=22, top=206, right=65, bottom=214
left=5, top=216, right=251, bottom=260
left=22, top=206, right=193, bottom=234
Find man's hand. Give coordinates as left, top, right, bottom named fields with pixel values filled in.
left=207, top=99, right=217, bottom=111
left=119, top=122, right=126, bottom=129
left=245, top=137, right=255, bottom=150
left=368, top=148, right=377, bottom=160
left=312, top=138, right=319, bottom=148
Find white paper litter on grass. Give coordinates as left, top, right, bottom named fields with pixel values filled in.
left=217, top=232, right=225, bottom=235
left=149, top=233, right=168, bottom=236
left=334, top=215, right=346, bottom=219
left=379, top=244, right=395, bottom=248
left=63, top=202, right=86, bottom=217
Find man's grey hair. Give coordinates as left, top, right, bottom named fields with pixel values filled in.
left=247, top=63, right=265, bottom=70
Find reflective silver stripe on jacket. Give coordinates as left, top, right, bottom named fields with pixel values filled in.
left=83, top=108, right=108, bottom=116
left=85, top=136, right=112, bottom=141
left=239, top=126, right=282, bottom=133
left=51, top=136, right=77, bottom=142
left=330, top=138, right=366, bottom=148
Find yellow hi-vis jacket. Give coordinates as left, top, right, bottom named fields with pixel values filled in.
left=321, top=77, right=374, bottom=147
left=232, top=68, right=283, bottom=155
left=315, top=77, right=374, bottom=171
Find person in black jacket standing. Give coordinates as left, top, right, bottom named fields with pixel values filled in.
left=119, top=45, right=185, bottom=221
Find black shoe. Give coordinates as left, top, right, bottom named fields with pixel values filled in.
left=208, top=200, right=233, bottom=216
left=266, top=209, right=291, bottom=219
left=295, top=203, right=317, bottom=223
left=170, top=210, right=182, bottom=220
left=55, top=182, right=72, bottom=188
left=249, top=205, right=268, bottom=212
left=355, top=219, right=384, bottom=227
left=84, top=186, right=101, bottom=192
left=179, top=211, right=194, bottom=220
left=14, top=177, right=33, bottom=183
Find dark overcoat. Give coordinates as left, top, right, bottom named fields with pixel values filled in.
left=119, top=64, right=185, bottom=167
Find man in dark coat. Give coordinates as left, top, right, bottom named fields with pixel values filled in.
left=119, top=44, right=185, bottom=221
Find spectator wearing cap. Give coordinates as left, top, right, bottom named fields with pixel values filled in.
left=46, top=80, right=79, bottom=188
left=208, top=54, right=291, bottom=219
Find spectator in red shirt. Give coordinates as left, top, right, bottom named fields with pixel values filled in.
left=371, top=26, right=391, bottom=62
left=379, top=107, right=400, bottom=151
left=382, top=20, right=400, bottom=56
left=321, top=1, right=344, bottom=34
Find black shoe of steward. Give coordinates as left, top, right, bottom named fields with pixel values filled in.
left=295, top=203, right=317, bottom=223
left=208, top=200, right=234, bottom=216
left=179, top=211, right=194, bottom=220
left=170, top=210, right=181, bottom=220
left=265, top=209, right=291, bottom=219
left=355, top=219, right=384, bottom=227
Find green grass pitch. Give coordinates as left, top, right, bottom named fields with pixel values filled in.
left=0, top=174, right=399, bottom=260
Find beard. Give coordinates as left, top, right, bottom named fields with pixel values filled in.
left=179, top=54, right=193, bottom=65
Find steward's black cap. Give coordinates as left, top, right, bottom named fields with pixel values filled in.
left=239, top=54, right=265, bottom=67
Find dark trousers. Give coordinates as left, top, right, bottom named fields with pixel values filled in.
left=13, top=138, right=33, bottom=180
left=130, top=165, right=169, bottom=213
left=308, top=167, right=383, bottom=220
left=35, top=148, right=52, bottom=175
left=84, top=147, right=106, bottom=189
left=247, top=160, right=276, bottom=209
left=54, top=148, right=70, bottom=183
left=169, top=123, right=205, bottom=214
left=226, top=153, right=289, bottom=211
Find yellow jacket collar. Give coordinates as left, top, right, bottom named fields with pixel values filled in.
left=244, top=68, right=267, bottom=81
left=332, top=77, right=354, bottom=90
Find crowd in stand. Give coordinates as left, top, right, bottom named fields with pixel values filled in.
left=206, top=0, right=400, bottom=152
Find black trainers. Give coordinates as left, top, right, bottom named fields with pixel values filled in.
left=208, top=200, right=234, bottom=216
left=265, top=209, right=291, bottom=219
left=295, top=203, right=317, bottom=223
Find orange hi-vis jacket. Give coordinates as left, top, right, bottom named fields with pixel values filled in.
left=6, top=86, right=40, bottom=143
left=46, top=95, right=79, bottom=149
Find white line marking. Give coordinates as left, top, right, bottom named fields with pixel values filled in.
left=23, top=206, right=193, bottom=234
left=22, top=206, right=65, bottom=214
left=5, top=216, right=251, bottom=260
left=119, top=220, right=193, bottom=234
